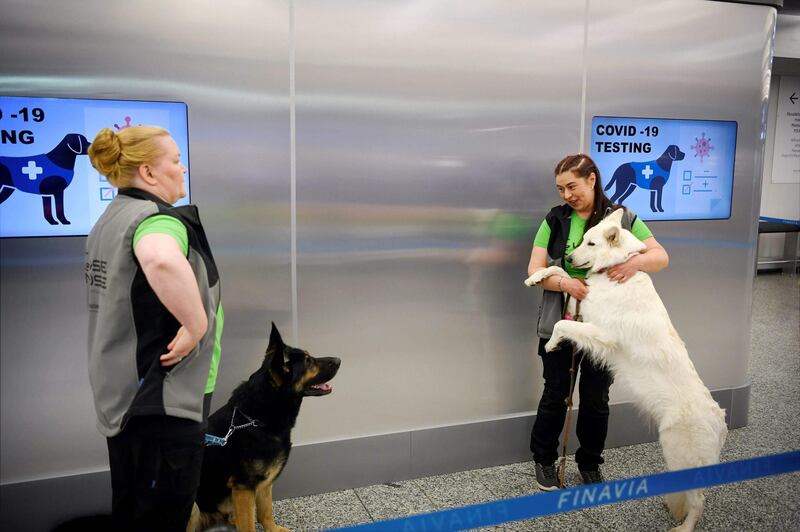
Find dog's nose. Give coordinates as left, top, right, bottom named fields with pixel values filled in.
left=566, top=254, right=573, bottom=264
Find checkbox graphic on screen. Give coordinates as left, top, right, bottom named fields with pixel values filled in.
left=100, top=187, right=115, bottom=201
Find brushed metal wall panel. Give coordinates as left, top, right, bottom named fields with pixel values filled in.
left=584, top=0, right=774, bottom=400
left=293, top=0, right=586, bottom=439
left=0, top=0, right=291, bottom=482
left=0, top=0, right=774, bottom=495
left=409, top=415, right=534, bottom=478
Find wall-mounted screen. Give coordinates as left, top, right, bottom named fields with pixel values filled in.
left=590, top=116, right=737, bottom=221
left=0, top=96, right=190, bottom=238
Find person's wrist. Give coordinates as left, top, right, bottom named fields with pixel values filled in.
left=558, top=277, right=565, bottom=292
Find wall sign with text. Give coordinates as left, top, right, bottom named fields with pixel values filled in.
left=771, top=76, right=800, bottom=184
left=590, top=116, right=737, bottom=221
left=0, top=96, right=190, bottom=238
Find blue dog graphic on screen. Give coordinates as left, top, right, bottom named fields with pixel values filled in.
left=0, top=133, right=90, bottom=225
left=604, top=145, right=685, bottom=213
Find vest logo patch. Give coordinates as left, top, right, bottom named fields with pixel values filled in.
left=85, top=259, right=108, bottom=289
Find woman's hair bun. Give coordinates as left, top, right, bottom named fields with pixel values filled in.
left=88, top=128, right=122, bottom=181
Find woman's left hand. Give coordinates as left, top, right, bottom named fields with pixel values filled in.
left=606, top=255, right=640, bottom=283
left=160, top=326, right=201, bottom=367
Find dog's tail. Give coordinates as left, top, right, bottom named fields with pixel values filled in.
left=664, top=492, right=689, bottom=521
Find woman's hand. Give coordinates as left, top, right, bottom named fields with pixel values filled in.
left=606, top=237, right=669, bottom=283
left=160, top=326, right=202, bottom=367
left=562, top=277, right=589, bottom=300
left=606, top=255, right=640, bottom=283
left=606, top=236, right=669, bottom=282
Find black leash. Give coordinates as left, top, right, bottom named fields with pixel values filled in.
left=558, top=295, right=583, bottom=488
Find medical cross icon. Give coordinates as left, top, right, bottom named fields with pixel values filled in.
left=641, top=165, right=654, bottom=180
left=22, top=161, right=43, bottom=180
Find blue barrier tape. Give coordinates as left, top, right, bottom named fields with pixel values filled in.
left=328, top=450, right=800, bottom=532
left=759, top=216, right=800, bottom=226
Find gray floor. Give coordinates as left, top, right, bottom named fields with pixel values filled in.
left=267, top=272, right=800, bottom=531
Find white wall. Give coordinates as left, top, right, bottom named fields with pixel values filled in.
left=759, top=13, right=800, bottom=259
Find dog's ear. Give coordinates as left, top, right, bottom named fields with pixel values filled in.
left=269, top=322, right=285, bottom=348
left=604, top=225, right=621, bottom=246
left=669, top=145, right=677, bottom=160
left=606, top=208, right=624, bottom=226
left=268, top=351, right=288, bottom=386
left=266, top=322, right=289, bottom=385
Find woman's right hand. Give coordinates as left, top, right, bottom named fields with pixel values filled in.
left=562, top=277, right=589, bottom=300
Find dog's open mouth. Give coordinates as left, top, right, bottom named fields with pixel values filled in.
left=304, top=382, right=333, bottom=396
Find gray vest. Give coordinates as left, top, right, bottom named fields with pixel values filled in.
left=86, top=189, right=221, bottom=436
left=536, top=206, right=635, bottom=339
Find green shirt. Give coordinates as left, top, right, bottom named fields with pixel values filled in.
left=533, top=211, right=653, bottom=279
left=133, top=214, right=224, bottom=393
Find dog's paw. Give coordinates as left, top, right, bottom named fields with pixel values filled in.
left=260, top=519, right=291, bottom=532
left=524, top=269, right=551, bottom=287
left=525, top=266, right=570, bottom=287
left=544, top=336, right=562, bottom=353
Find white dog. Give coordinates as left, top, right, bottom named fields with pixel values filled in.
left=524, top=208, right=727, bottom=532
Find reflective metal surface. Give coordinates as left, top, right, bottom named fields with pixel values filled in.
left=293, top=0, right=585, bottom=439
left=0, top=0, right=291, bottom=481
left=0, top=0, right=775, bottom=493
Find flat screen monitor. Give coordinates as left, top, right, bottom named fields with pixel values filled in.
left=590, top=116, right=737, bottom=221
left=0, top=96, right=190, bottom=238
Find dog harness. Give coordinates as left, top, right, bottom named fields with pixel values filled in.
left=204, top=407, right=260, bottom=447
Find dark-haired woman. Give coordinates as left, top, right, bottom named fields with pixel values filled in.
left=527, top=154, right=668, bottom=490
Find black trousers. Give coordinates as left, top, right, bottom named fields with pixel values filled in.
left=106, top=416, right=205, bottom=532
left=530, top=338, right=613, bottom=470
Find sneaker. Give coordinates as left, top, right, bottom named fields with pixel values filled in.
left=534, top=462, right=559, bottom=491
left=579, top=468, right=604, bottom=484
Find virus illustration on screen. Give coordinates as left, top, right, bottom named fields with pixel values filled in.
left=114, top=116, right=133, bottom=131
left=691, top=132, right=714, bottom=163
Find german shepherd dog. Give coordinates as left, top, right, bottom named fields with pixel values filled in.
left=187, top=323, right=341, bottom=532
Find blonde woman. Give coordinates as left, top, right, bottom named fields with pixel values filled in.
left=86, top=126, right=223, bottom=531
